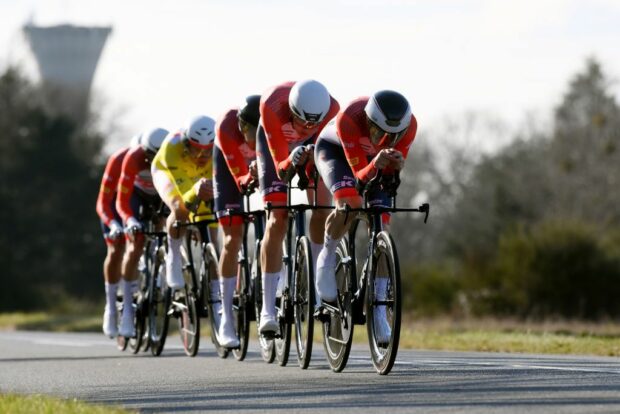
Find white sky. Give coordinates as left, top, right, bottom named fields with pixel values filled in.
left=1, top=0, right=620, bottom=153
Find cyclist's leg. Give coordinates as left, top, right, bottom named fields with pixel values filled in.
left=119, top=191, right=147, bottom=337
left=256, top=124, right=288, bottom=332
left=314, top=138, right=362, bottom=302
left=307, top=177, right=331, bottom=273
left=152, top=168, right=189, bottom=289
left=214, top=143, right=243, bottom=346
left=101, top=219, right=125, bottom=337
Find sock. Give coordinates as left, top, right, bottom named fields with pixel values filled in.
left=123, top=279, right=139, bottom=308
left=219, top=277, right=236, bottom=323
left=324, top=232, right=339, bottom=255
left=105, top=282, right=119, bottom=313
left=374, top=277, right=388, bottom=319
left=167, top=236, right=182, bottom=264
left=210, top=279, right=221, bottom=302
left=262, top=271, right=280, bottom=318
left=310, top=241, right=323, bottom=274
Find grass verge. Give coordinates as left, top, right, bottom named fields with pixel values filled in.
left=0, top=394, right=132, bottom=414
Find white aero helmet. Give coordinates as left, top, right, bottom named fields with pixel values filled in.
left=184, top=115, right=216, bottom=148
left=129, top=133, right=142, bottom=148
left=142, top=128, right=169, bottom=153
left=364, top=90, right=412, bottom=146
left=288, top=79, right=331, bottom=124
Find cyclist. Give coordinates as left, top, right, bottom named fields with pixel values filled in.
left=95, top=137, right=138, bottom=338
left=115, top=128, right=168, bottom=338
left=151, top=116, right=220, bottom=311
left=213, top=95, right=261, bottom=348
left=256, top=80, right=340, bottom=334
left=313, top=90, right=418, bottom=342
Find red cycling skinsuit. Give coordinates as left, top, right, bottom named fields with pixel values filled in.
left=257, top=81, right=340, bottom=203
left=116, top=146, right=161, bottom=239
left=214, top=109, right=257, bottom=226
left=314, top=97, right=418, bottom=221
left=96, top=147, right=129, bottom=245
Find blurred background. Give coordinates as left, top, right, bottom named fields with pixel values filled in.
left=1, top=0, right=619, bottom=321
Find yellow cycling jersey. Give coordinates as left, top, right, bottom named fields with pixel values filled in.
left=152, top=131, right=215, bottom=223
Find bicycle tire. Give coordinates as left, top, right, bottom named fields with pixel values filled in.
left=203, top=242, right=229, bottom=359
left=275, top=251, right=291, bottom=367
left=116, top=296, right=128, bottom=351
left=366, top=231, right=401, bottom=375
left=293, top=236, right=314, bottom=369
left=322, top=238, right=355, bottom=372
left=253, top=239, right=275, bottom=363
left=177, top=285, right=200, bottom=357
left=232, top=251, right=250, bottom=361
left=149, top=244, right=171, bottom=357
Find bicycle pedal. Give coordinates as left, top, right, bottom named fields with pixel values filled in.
left=313, top=306, right=331, bottom=323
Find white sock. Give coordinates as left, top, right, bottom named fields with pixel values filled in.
left=219, top=277, right=236, bottom=322
left=310, top=241, right=323, bottom=274
left=375, top=277, right=389, bottom=318
left=324, top=232, right=339, bottom=255
left=375, top=277, right=388, bottom=300
left=105, top=282, right=119, bottom=313
left=210, top=279, right=221, bottom=303
left=123, top=279, right=139, bottom=308
left=167, top=236, right=182, bottom=264
left=262, top=271, right=279, bottom=318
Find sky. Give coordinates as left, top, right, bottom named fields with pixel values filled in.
left=1, top=0, right=620, bottom=153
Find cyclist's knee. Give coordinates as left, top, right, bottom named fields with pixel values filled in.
left=107, top=244, right=124, bottom=260
left=223, top=227, right=242, bottom=250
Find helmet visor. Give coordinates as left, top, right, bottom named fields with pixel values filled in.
left=292, top=113, right=320, bottom=129
left=368, top=120, right=407, bottom=147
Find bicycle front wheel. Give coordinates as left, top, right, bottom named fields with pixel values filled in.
left=253, top=240, right=275, bottom=363
left=203, top=242, right=229, bottom=359
left=233, top=252, right=251, bottom=361
left=149, top=245, right=171, bottom=357
left=322, top=238, right=355, bottom=372
left=366, top=231, right=401, bottom=375
left=293, top=236, right=314, bottom=369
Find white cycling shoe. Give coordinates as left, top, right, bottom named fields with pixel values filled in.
left=119, top=307, right=136, bottom=338
left=315, top=249, right=337, bottom=303
left=218, top=317, right=240, bottom=348
left=102, top=308, right=118, bottom=338
left=166, top=257, right=185, bottom=290
left=373, top=307, right=392, bottom=345
left=258, top=313, right=278, bottom=335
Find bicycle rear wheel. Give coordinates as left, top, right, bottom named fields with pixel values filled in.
left=253, top=240, right=275, bottom=363
left=149, top=244, right=171, bottom=357
left=203, top=242, right=229, bottom=358
left=232, top=251, right=250, bottom=361
left=293, top=236, right=314, bottom=369
left=321, top=238, right=355, bottom=372
left=366, top=231, right=401, bottom=375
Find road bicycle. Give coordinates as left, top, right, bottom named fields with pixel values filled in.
left=219, top=183, right=266, bottom=361
left=174, top=214, right=228, bottom=357
left=317, top=171, right=429, bottom=375
left=264, top=165, right=332, bottom=368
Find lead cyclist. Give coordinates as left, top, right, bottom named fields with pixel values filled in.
left=313, top=90, right=418, bottom=343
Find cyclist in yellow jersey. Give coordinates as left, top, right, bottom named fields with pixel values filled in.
left=151, top=115, right=219, bottom=293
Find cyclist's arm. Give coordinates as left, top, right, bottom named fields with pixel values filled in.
left=116, top=150, right=139, bottom=223
left=96, top=150, right=124, bottom=226
left=393, top=114, right=418, bottom=162
left=217, top=132, right=250, bottom=192
left=261, top=104, right=291, bottom=173
left=337, top=111, right=377, bottom=182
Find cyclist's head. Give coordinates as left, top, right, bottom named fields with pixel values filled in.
left=237, top=95, right=261, bottom=148
left=183, top=115, right=216, bottom=162
left=141, top=128, right=169, bottom=162
left=364, top=90, right=411, bottom=147
left=289, top=79, right=330, bottom=130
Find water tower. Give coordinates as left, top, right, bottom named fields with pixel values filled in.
left=22, top=23, right=112, bottom=119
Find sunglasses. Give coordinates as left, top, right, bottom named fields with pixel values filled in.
left=292, top=115, right=320, bottom=129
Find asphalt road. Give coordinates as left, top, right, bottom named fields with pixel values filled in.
left=1, top=331, right=620, bottom=413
